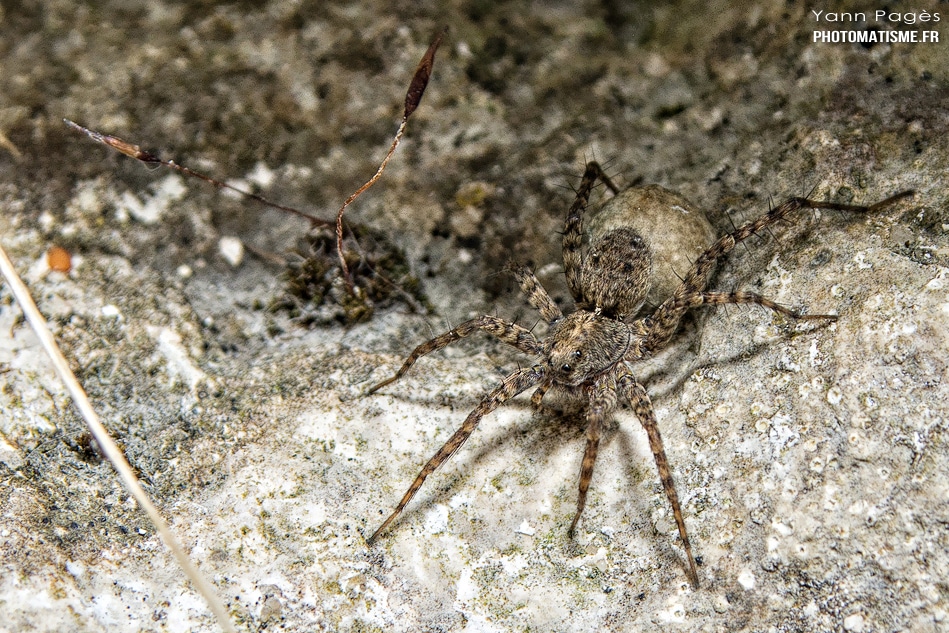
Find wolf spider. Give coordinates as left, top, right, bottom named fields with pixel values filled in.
left=366, top=161, right=912, bottom=588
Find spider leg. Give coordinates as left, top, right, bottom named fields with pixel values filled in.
left=618, top=367, right=699, bottom=589
left=368, top=315, right=543, bottom=394
left=641, top=190, right=913, bottom=354
left=563, top=161, right=617, bottom=304
left=507, top=263, right=563, bottom=323
left=367, top=365, right=545, bottom=543
left=530, top=382, right=550, bottom=408
left=568, top=373, right=617, bottom=536
left=530, top=377, right=552, bottom=408
left=697, top=290, right=838, bottom=321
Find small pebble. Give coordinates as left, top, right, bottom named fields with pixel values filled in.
left=218, top=236, right=244, bottom=267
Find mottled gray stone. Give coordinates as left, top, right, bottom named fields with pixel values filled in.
left=1, top=2, right=947, bottom=632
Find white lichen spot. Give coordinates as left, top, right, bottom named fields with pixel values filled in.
left=423, top=504, right=449, bottom=535
left=515, top=520, right=536, bottom=536
left=101, top=304, right=122, bottom=319
left=307, top=501, right=326, bottom=526
left=843, top=612, right=865, bottom=632
left=145, top=325, right=207, bottom=390
left=737, top=568, right=756, bottom=589
left=924, top=267, right=947, bottom=290
left=119, top=174, right=187, bottom=225
left=448, top=493, right=471, bottom=509
left=38, top=210, right=56, bottom=232
left=499, top=553, right=528, bottom=576
left=653, top=512, right=675, bottom=536
left=852, top=251, right=873, bottom=270
left=808, top=340, right=822, bottom=366
left=768, top=415, right=800, bottom=450
left=65, top=560, right=85, bottom=579
left=657, top=602, right=686, bottom=623
left=247, top=162, right=277, bottom=188
left=827, top=385, right=843, bottom=405
left=334, top=442, right=357, bottom=460
left=454, top=567, right=478, bottom=604
left=776, top=353, right=801, bottom=372
left=218, top=236, right=245, bottom=267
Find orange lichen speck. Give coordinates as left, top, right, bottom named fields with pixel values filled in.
left=47, top=245, right=72, bottom=273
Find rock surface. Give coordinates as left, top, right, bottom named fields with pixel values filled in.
left=1, top=2, right=947, bottom=631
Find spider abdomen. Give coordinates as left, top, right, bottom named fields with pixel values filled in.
left=585, top=185, right=717, bottom=315
left=580, top=227, right=651, bottom=317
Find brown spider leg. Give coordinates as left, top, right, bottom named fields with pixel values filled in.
left=697, top=290, right=838, bottom=321
left=530, top=378, right=552, bottom=409
left=562, top=161, right=618, bottom=304
left=617, top=368, right=699, bottom=589
left=367, top=365, right=545, bottom=543
left=530, top=382, right=549, bottom=407
left=507, top=263, right=563, bottom=323
left=568, top=374, right=618, bottom=536
left=368, top=316, right=543, bottom=394
left=642, top=191, right=913, bottom=355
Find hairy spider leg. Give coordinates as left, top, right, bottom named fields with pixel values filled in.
left=641, top=191, right=914, bottom=355
left=568, top=371, right=618, bottom=536
left=562, top=161, right=619, bottom=304
left=617, top=367, right=700, bottom=589
left=367, top=365, right=545, bottom=543
left=367, top=315, right=543, bottom=394
left=507, top=264, right=564, bottom=323
left=697, top=290, right=838, bottom=320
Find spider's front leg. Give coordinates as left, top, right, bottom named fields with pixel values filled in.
left=617, top=366, right=699, bottom=589
left=697, top=290, right=838, bottom=320
left=368, top=315, right=543, bottom=394
left=367, top=365, right=545, bottom=543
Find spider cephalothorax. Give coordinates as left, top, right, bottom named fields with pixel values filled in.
left=366, top=161, right=912, bottom=588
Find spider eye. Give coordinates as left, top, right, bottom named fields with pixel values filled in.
left=574, top=350, right=582, bottom=358
left=561, top=364, right=572, bottom=373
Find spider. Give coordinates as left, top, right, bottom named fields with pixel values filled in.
left=365, top=161, right=912, bottom=588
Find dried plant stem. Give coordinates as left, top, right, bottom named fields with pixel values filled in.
left=335, top=28, right=446, bottom=287
left=66, top=28, right=446, bottom=302
left=335, top=118, right=408, bottom=285
left=63, top=119, right=329, bottom=228
left=0, top=242, right=236, bottom=633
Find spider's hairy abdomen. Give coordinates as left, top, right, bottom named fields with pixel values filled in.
left=585, top=185, right=717, bottom=315
left=578, top=227, right=651, bottom=317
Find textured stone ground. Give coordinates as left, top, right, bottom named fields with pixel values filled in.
left=1, top=1, right=947, bottom=631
